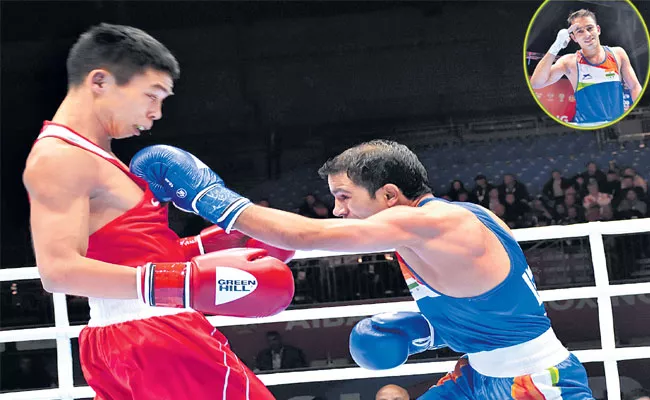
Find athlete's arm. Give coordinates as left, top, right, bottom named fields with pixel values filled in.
left=530, top=54, right=571, bottom=89
left=23, top=143, right=139, bottom=299
left=233, top=202, right=469, bottom=253
left=615, top=47, right=642, bottom=102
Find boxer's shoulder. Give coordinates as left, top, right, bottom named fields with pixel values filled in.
left=25, top=139, right=98, bottom=197
left=609, top=46, right=625, bottom=55
left=383, top=201, right=483, bottom=242
left=416, top=200, right=481, bottom=226
left=29, top=137, right=98, bottom=166
left=609, top=46, right=628, bottom=64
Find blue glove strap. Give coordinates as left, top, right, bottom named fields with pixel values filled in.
left=194, top=186, right=252, bottom=233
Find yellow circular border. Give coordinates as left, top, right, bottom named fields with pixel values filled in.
left=523, top=0, right=650, bottom=131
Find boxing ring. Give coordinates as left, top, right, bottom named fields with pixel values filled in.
left=1, top=218, right=649, bottom=400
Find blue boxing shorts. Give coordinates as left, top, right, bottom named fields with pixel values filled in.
left=420, top=330, right=594, bottom=399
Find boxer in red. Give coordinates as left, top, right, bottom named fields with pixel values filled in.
left=22, top=23, right=294, bottom=400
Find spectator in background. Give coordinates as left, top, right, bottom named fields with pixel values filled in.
left=504, top=192, right=529, bottom=228
left=623, top=167, right=648, bottom=193
left=488, top=187, right=502, bottom=210
left=564, top=206, right=583, bottom=225
left=617, top=189, right=647, bottom=219
left=471, top=174, right=492, bottom=207
left=583, top=182, right=613, bottom=222
left=498, top=173, right=529, bottom=204
left=312, top=201, right=333, bottom=218
left=554, top=203, right=568, bottom=224
left=572, top=174, right=589, bottom=199
left=563, top=188, right=585, bottom=221
left=603, top=170, right=621, bottom=197
left=446, top=180, right=466, bottom=201
left=526, top=197, right=554, bottom=227
left=622, top=167, right=648, bottom=197
left=634, top=180, right=648, bottom=199
left=619, top=174, right=636, bottom=193
left=255, top=331, right=307, bottom=372
left=298, top=194, right=319, bottom=217
left=614, top=175, right=646, bottom=210
left=581, top=161, right=607, bottom=189
left=624, top=388, right=650, bottom=400
left=298, top=193, right=333, bottom=218
left=457, top=190, right=470, bottom=203
left=542, top=170, right=571, bottom=204
left=376, top=384, right=410, bottom=400
left=490, top=202, right=507, bottom=224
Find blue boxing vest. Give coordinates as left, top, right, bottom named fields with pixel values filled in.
left=397, top=198, right=551, bottom=354
left=573, top=46, right=625, bottom=123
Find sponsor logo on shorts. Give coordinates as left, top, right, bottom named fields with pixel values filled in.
left=176, top=188, right=187, bottom=198
left=215, top=267, right=258, bottom=305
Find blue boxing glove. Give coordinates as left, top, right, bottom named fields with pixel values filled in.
left=129, top=145, right=251, bottom=232
left=349, top=311, right=441, bottom=370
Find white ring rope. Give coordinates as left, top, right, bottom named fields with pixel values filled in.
left=0, top=218, right=649, bottom=400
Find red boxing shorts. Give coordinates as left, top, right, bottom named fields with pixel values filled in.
left=79, top=300, right=274, bottom=400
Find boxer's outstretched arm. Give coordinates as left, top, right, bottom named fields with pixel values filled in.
left=24, top=145, right=138, bottom=299
left=233, top=203, right=466, bottom=253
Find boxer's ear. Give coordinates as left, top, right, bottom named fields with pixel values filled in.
left=381, top=184, right=401, bottom=207
left=88, top=69, right=115, bottom=95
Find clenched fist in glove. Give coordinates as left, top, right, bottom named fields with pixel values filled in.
left=137, top=248, right=294, bottom=318
left=130, top=145, right=251, bottom=232
left=349, top=311, right=444, bottom=370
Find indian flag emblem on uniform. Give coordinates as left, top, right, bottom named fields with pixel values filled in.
left=397, top=255, right=440, bottom=301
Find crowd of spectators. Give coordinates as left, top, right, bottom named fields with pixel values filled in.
left=439, top=162, right=648, bottom=229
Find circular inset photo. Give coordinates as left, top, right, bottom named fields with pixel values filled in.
left=524, top=0, right=649, bottom=130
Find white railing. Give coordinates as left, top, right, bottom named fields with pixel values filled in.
left=1, top=218, right=649, bottom=400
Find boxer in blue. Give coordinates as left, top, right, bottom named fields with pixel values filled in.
left=529, top=9, right=642, bottom=125
left=129, top=140, right=595, bottom=399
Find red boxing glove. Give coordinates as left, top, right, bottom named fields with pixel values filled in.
left=178, top=225, right=295, bottom=263
left=137, top=248, right=295, bottom=318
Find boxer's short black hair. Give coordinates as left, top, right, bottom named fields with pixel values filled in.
left=318, top=140, right=432, bottom=200
left=66, top=23, right=180, bottom=87
left=567, top=9, right=597, bottom=26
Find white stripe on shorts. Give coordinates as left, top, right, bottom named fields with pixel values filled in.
left=217, top=339, right=231, bottom=400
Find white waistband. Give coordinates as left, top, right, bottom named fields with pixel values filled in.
left=87, top=298, right=195, bottom=327
left=466, top=328, right=570, bottom=378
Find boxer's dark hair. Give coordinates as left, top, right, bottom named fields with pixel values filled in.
left=567, top=9, right=597, bottom=26
left=66, top=23, right=180, bottom=88
left=319, top=140, right=431, bottom=200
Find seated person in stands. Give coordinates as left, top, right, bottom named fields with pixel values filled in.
left=498, top=174, right=529, bottom=203
left=255, top=331, right=307, bottom=371
left=542, top=170, right=571, bottom=204
left=582, top=182, right=613, bottom=221
left=616, top=189, right=647, bottom=219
